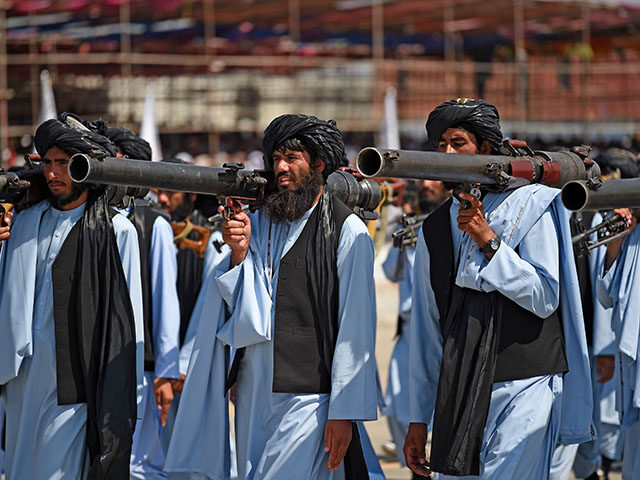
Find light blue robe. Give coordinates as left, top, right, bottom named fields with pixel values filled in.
left=381, top=234, right=417, bottom=466
left=161, top=230, right=237, bottom=480
left=597, top=225, right=640, bottom=479
left=166, top=203, right=382, bottom=480
left=0, top=200, right=143, bottom=480
left=0, top=405, right=4, bottom=474
left=129, top=214, right=182, bottom=480
left=550, top=212, right=619, bottom=480
left=409, top=185, right=593, bottom=480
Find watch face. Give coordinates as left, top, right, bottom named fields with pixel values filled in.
left=489, top=238, right=500, bottom=251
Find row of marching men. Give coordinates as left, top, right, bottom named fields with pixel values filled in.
left=0, top=110, right=389, bottom=480
left=2, top=100, right=640, bottom=480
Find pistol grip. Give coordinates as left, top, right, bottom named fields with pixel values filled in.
left=223, top=198, right=243, bottom=221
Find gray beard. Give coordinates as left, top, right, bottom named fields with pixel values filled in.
left=265, top=170, right=323, bottom=223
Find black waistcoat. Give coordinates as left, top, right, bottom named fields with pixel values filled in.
left=128, top=199, right=171, bottom=372
left=271, top=197, right=352, bottom=393
left=52, top=208, right=118, bottom=404
left=422, top=199, right=568, bottom=383
left=175, top=211, right=206, bottom=346
left=570, top=210, right=596, bottom=346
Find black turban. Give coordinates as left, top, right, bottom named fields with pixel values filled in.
left=262, top=114, right=348, bottom=177
left=102, top=127, right=152, bottom=161
left=34, top=115, right=117, bottom=159
left=595, top=148, right=639, bottom=179
left=32, top=111, right=137, bottom=478
left=425, top=98, right=503, bottom=152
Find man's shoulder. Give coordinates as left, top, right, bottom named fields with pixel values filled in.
left=111, top=211, right=139, bottom=238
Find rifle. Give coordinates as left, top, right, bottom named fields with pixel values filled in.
left=561, top=177, right=640, bottom=212
left=356, top=142, right=600, bottom=208
left=571, top=211, right=640, bottom=257
left=171, top=219, right=212, bottom=258
left=392, top=213, right=428, bottom=251
left=1, top=155, right=49, bottom=220
left=68, top=153, right=384, bottom=221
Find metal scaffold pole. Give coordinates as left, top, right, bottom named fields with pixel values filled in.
left=0, top=2, right=8, bottom=169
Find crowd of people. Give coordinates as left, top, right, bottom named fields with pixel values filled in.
left=0, top=98, right=639, bottom=480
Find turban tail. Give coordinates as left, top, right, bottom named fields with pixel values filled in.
left=425, top=99, right=503, bottom=152
left=102, top=127, right=152, bottom=161
left=262, top=114, right=348, bottom=176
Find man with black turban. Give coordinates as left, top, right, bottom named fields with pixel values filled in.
left=163, top=114, right=381, bottom=479
left=98, top=126, right=181, bottom=480
left=0, top=114, right=143, bottom=479
left=404, top=99, right=594, bottom=479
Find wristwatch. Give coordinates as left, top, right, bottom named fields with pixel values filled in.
left=480, top=237, right=501, bottom=254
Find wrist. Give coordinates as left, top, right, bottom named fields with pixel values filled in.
left=480, top=236, right=501, bottom=254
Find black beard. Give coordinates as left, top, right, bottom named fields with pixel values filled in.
left=50, top=182, right=88, bottom=209
left=171, top=196, right=195, bottom=222
left=265, top=170, right=323, bottom=222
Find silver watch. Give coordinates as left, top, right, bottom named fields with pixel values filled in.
left=481, top=237, right=501, bottom=254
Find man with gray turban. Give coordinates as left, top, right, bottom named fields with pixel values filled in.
left=0, top=114, right=143, bottom=479
left=164, top=114, right=381, bottom=479
left=404, top=99, right=593, bottom=479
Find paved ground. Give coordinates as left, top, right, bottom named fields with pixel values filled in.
left=366, top=245, right=622, bottom=480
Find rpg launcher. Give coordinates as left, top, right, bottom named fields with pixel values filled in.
left=561, top=177, right=640, bottom=256
left=392, top=213, right=428, bottom=251
left=561, top=177, right=640, bottom=212
left=1, top=155, right=49, bottom=214
left=67, top=153, right=384, bottom=221
left=356, top=141, right=600, bottom=208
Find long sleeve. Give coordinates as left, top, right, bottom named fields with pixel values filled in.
left=327, top=215, right=378, bottom=421
left=215, top=212, right=275, bottom=348
left=112, top=213, right=145, bottom=415
left=382, top=242, right=405, bottom=283
left=408, top=232, right=443, bottom=424
left=149, top=216, right=181, bottom=379
left=478, top=208, right=560, bottom=317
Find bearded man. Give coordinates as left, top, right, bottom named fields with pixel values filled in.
left=403, top=99, right=594, bottom=479
left=164, top=114, right=381, bottom=480
left=0, top=115, right=143, bottom=479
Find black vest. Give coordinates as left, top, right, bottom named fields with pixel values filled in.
left=128, top=199, right=171, bottom=372
left=570, top=211, right=596, bottom=346
left=423, top=199, right=568, bottom=382
left=176, top=211, right=207, bottom=346
left=52, top=208, right=118, bottom=404
left=271, top=197, right=352, bottom=393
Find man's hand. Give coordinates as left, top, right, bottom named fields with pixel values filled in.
left=220, top=206, right=251, bottom=267
left=0, top=210, right=13, bottom=243
left=404, top=422, right=431, bottom=478
left=457, top=192, right=496, bottom=257
left=597, top=355, right=615, bottom=384
left=170, top=373, right=186, bottom=394
left=604, top=208, right=637, bottom=272
left=323, top=419, right=352, bottom=472
left=153, top=377, right=175, bottom=427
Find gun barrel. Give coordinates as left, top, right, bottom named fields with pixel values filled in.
left=561, top=178, right=640, bottom=211
left=69, top=154, right=266, bottom=199
left=356, top=147, right=600, bottom=189
left=326, top=170, right=382, bottom=211
left=69, top=154, right=383, bottom=213
left=357, top=147, right=505, bottom=184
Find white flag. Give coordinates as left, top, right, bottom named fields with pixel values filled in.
left=140, top=86, right=163, bottom=162
left=380, top=86, right=400, bottom=149
left=37, top=70, right=57, bottom=126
